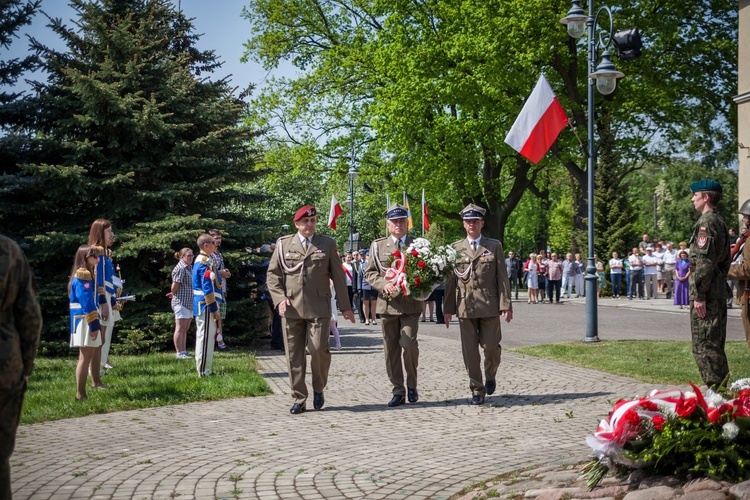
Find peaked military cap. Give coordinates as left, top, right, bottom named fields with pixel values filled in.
left=294, top=205, right=317, bottom=221
left=386, top=203, right=409, bottom=220
left=460, top=203, right=487, bottom=220
left=358, top=248, right=367, bottom=254
left=690, top=179, right=723, bottom=194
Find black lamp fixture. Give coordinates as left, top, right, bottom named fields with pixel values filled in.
left=612, top=28, right=643, bottom=61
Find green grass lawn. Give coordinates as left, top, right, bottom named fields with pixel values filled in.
left=513, top=340, right=750, bottom=386
left=22, top=349, right=271, bottom=424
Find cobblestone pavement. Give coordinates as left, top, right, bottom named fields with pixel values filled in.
left=12, top=297, right=739, bottom=499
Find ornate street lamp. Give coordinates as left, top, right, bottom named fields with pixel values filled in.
left=561, top=0, right=625, bottom=343
left=347, top=157, right=358, bottom=253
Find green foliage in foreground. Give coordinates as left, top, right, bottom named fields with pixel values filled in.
left=22, top=350, right=271, bottom=424
left=513, top=341, right=750, bottom=386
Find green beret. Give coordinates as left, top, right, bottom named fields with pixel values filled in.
left=690, top=179, right=722, bottom=193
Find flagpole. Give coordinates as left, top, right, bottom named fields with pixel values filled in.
left=386, top=193, right=391, bottom=236
left=421, top=188, right=425, bottom=237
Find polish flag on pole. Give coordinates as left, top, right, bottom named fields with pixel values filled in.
left=328, top=194, right=343, bottom=229
left=504, top=75, right=569, bottom=164
left=422, top=188, right=430, bottom=235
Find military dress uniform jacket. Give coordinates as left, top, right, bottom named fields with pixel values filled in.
left=689, top=208, right=730, bottom=302
left=728, top=232, right=750, bottom=302
left=267, top=233, right=351, bottom=319
left=364, top=235, right=423, bottom=316
left=443, top=237, right=513, bottom=318
left=192, top=252, right=223, bottom=316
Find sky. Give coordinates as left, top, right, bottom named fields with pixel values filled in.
left=4, top=0, right=294, bottom=94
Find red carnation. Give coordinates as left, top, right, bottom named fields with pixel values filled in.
left=393, top=251, right=402, bottom=258
left=675, top=396, right=698, bottom=418
left=652, top=415, right=666, bottom=431
left=411, top=250, right=419, bottom=257
left=417, top=261, right=426, bottom=269
left=735, top=391, right=750, bottom=418
left=639, top=400, right=658, bottom=412
left=414, top=276, right=422, bottom=287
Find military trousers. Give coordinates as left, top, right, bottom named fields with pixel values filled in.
left=380, top=313, right=420, bottom=395
left=282, top=316, right=331, bottom=405
left=458, top=316, right=502, bottom=396
left=690, top=299, right=729, bottom=388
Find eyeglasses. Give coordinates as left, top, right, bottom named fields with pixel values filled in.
left=185, top=254, right=194, bottom=258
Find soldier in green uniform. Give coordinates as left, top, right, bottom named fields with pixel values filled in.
left=267, top=206, right=354, bottom=415
left=0, top=234, right=42, bottom=499
left=688, top=180, right=730, bottom=388
left=364, top=204, right=424, bottom=407
left=443, top=204, right=513, bottom=405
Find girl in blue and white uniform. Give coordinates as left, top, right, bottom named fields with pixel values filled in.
left=69, top=245, right=103, bottom=401
left=88, top=219, right=121, bottom=374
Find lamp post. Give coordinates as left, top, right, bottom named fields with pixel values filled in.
left=561, top=0, right=625, bottom=343
left=347, top=158, right=358, bottom=253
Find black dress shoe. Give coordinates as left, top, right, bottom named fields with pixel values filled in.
left=387, top=394, right=405, bottom=407
left=485, top=380, right=496, bottom=395
left=289, top=403, right=306, bottom=415
left=407, top=387, right=419, bottom=403
left=313, top=392, right=325, bottom=410
left=469, top=394, right=485, bottom=405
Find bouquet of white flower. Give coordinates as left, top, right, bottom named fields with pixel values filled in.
left=381, top=238, right=458, bottom=301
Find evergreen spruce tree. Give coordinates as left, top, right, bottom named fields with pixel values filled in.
left=0, top=0, right=40, bottom=189
left=3, top=0, right=268, bottom=352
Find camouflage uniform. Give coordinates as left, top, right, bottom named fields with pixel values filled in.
left=0, top=235, right=42, bottom=499
left=689, top=209, right=730, bottom=387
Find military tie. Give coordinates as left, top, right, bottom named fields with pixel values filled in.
left=471, top=240, right=477, bottom=253
left=398, top=239, right=402, bottom=250
left=303, top=238, right=310, bottom=251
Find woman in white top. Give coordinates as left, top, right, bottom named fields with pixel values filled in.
left=525, top=253, right=539, bottom=304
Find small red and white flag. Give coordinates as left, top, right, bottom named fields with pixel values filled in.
left=328, top=194, right=343, bottom=230
left=504, top=75, right=569, bottom=164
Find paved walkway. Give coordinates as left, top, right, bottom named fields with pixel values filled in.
left=11, top=296, right=739, bottom=499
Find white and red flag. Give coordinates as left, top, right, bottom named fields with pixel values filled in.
left=327, top=194, right=343, bottom=229
left=504, top=75, right=569, bottom=164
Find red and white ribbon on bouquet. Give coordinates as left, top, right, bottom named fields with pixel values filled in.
left=384, top=251, right=410, bottom=296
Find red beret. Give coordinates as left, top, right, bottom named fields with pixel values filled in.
left=294, top=205, right=317, bottom=221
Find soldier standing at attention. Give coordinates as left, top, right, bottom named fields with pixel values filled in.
left=364, top=204, right=424, bottom=407
left=728, top=199, right=750, bottom=349
left=689, top=180, right=731, bottom=389
left=267, top=206, right=354, bottom=415
left=0, top=234, right=42, bottom=499
left=443, top=204, right=513, bottom=405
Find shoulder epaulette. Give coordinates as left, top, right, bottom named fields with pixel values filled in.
left=75, top=268, right=93, bottom=280
left=277, top=234, right=296, bottom=244
left=373, top=236, right=389, bottom=244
